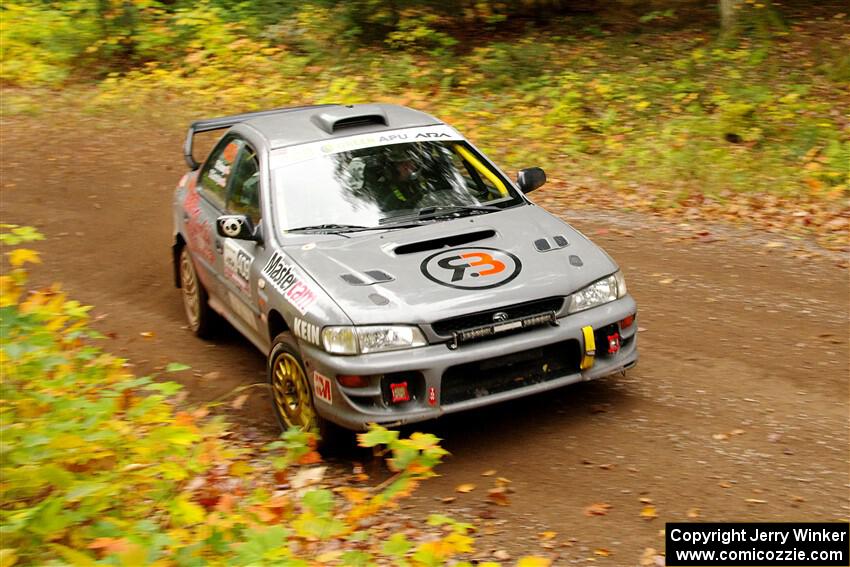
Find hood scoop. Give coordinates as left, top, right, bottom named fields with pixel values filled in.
left=340, top=270, right=395, bottom=286
left=394, top=229, right=496, bottom=255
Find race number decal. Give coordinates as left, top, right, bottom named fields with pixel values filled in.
left=420, top=247, right=521, bottom=290
left=313, top=372, right=332, bottom=404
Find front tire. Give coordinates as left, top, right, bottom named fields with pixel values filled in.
left=179, top=247, right=217, bottom=338
left=268, top=333, right=351, bottom=449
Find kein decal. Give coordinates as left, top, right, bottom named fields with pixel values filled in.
left=262, top=252, right=318, bottom=315
left=293, top=317, right=320, bottom=345
left=313, top=372, right=332, bottom=404
left=420, top=247, right=522, bottom=290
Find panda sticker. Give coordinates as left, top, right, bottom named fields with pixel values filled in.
left=220, top=216, right=243, bottom=238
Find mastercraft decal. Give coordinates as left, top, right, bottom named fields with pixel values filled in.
left=421, top=247, right=522, bottom=290
left=223, top=240, right=252, bottom=293
left=262, top=252, right=318, bottom=314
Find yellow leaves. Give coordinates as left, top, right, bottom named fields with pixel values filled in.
left=640, top=505, right=658, bottom=521
left=49, top=434, right=86, bottom=450
left=7, top=248, right=40, bottom=267
left=455, top=483, right=476, bottom=493
left=0, top=549, right=18, bottom=567
left=0, top=275, right=21, bottom=307
left=517, top=557, right=552, bottom=567
left=170, top=494, right=205, bottom=527
left=49, top=544, right=95, bottom=566
left=228, top=460, right=253, bottom=477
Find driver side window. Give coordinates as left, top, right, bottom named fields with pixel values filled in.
left=199, top=136, right=242, bottom=210
left=227, top=144, right=261, bottom=226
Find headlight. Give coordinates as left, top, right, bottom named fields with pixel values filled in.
left=567, top=271, right=627, bottom=314
left=321, top=325, right=427, bottom=355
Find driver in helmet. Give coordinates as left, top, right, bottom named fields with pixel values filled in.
left=380, top=146, right=424, bottom=209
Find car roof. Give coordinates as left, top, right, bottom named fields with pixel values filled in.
left=241, top=103, right=444, bottom=149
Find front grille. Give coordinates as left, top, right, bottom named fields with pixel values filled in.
left=431, top=297, right=564, bottom=336
left=440, top=339, right=581, bottom=405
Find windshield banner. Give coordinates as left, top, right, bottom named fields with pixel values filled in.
left=270, top=125, right=464, bottom=167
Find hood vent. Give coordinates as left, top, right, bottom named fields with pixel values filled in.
left=394, top=229, right=496, bottom=255
left=534, top=235, right=569, bottom=252
left=340, top=270, right=395, bottom=286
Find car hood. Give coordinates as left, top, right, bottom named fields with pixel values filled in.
left=282, top=205, right=618, bottom=325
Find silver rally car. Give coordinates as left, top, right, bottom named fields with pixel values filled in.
left=172, top=103, right=637, bottom=436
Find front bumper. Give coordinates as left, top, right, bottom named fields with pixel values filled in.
left=302, top=296, right=638, bottom=430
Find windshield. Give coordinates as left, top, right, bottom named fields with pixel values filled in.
left=271, top=138, right=524, bottom=231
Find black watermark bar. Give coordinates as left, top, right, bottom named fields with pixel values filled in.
left=666, top=522, right=849, bottom=566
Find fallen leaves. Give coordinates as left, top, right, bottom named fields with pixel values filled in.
left=640, top=505, right=658, bottom=521
left=455, top=483, right=476, bottom=494
left=584, top=502, right=612, bottom=516
left=487, top=487, right=510, bottom=506
left=230, top=394, right=248, bottom=410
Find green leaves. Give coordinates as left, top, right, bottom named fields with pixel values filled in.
left=0, top=224, right=44, bottom=245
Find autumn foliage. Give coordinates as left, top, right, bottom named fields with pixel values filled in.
left=3, top=2, right=848, bottom=249
left=0, top=226, right=550, bottom=566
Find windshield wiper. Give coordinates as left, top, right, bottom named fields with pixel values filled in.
left=286, top=224, right=378, bottom=233
left=379, top=205, right=501, bottom=225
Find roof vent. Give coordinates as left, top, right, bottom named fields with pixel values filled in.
left=311, top=105, right=389, bottom=134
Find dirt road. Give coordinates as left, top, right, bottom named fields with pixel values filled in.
left=2, top=109, right=848, bottom=563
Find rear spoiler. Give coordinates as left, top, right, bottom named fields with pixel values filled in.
left=182, top=104, right=336, bottom=170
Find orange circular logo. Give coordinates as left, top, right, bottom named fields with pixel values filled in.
left=421, top=247, right=521, bottom=290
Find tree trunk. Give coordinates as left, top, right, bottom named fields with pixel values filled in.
left=719, top=0, right=743, bottom=37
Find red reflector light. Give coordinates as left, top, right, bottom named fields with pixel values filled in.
left=619, top=314, right=635, bottom=329
left=607, top=332, right=620, bottom=354
left=390, top=382, right=410, bottom=403
left=338, top=374, right=369, bottom=388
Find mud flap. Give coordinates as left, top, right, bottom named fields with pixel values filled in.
left=580, top=325, right=596, bottom=370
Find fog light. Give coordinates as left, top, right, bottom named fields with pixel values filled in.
left=338, top=374, right=369, bottom=388
left=619, top=314, right=635, bottom=329
left=390, top=381, right=410, bottom=403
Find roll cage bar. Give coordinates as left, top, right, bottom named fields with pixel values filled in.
left=182, top=104, right=336, bottom=170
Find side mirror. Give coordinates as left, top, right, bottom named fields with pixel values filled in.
left=517, top=167, right=546, bottom=193
left=216, top=214, right=259, bottom=242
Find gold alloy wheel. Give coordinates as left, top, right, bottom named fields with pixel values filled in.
left=271, top=353, right=317, bottom=430
left=180, top=249, right=201, bottom=330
